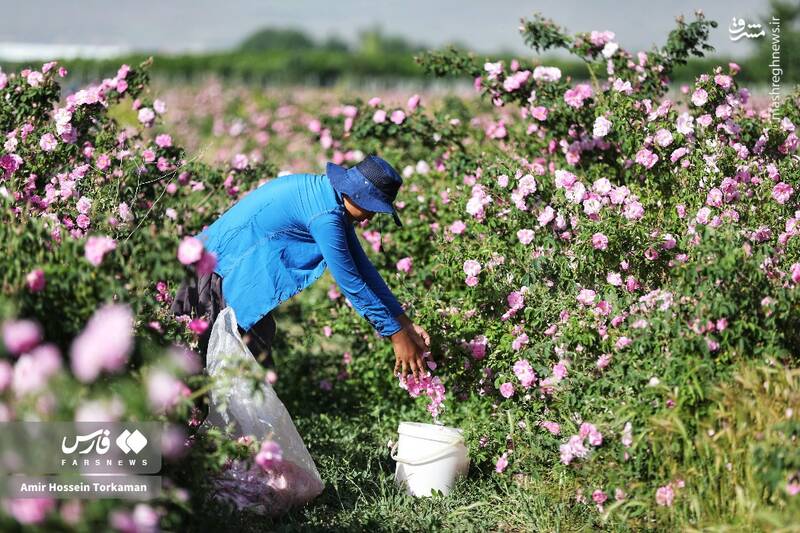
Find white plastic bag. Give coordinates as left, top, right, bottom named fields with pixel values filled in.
left=204, top=306, right=324, bottom=515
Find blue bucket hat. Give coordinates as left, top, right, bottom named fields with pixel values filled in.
left=326, top=154, right=404, bottom=227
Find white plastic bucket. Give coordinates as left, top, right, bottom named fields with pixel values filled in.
left=391, top=422, right=469, bottom=497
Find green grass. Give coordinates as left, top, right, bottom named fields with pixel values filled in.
left=188, top=409, right=596, bottom=532
left=178, top=354, right=800, bottom=532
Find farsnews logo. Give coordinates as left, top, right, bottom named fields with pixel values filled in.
left=61, top=428, right=148, bottom=455
left=0, top=421, right=160, bottom=474
left=116, top=429, right=148, bottom=454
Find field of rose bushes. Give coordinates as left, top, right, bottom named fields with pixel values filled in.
left=1, top=11, right=799, bottom=532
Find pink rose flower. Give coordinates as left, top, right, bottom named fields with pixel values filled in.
left=592, top=233, right=608, bottom=250
left=559, top=434, right=588, bottom=465
left=70, top=304, right=133, bottom=382
left=137, top=107, right=155, bottom=125
left=580, top=422, right=603, bottom=446
left=495, top=452, right=509, bottom=473
left=2, top=319, right=43, bottom=355
left=715, top=74, right=732, bottom=89
left=511, top=333, right=529, bottom=351
left=564, top=83, right=592, bottom=108
left=26, top=269, right=46, bottom=293
left=635, top=148, right=659, bottom=169
left=390, top=110, right=406, bottom=124
left=513, top=359, right=536, bottom=388
left=177, top=236, right=204, bottom=265
left=76, top=196, right=92, bottom=214
left=790, top=263, right=800, bottom=284
left=76, top=214, right=90, bottom=229
left=654, top=128, right=673, bottom=147
left=655, top=484, right=675, bottom=506
left=26, top=71, right=44, bottom=87
left=449, top=220, right=466, bottom=234
left=507, top=291, right=524, bottom=310
left=538, top=206, right=555, bottom=226
left=552, top=362, right=568, bottom=381
left=621, top=422, right=633, bottom=447
left=155, top=134, right=172, bottom=148
left=592, top=490, right=608, bottom=505
left=625, top=275, right=640, bottom=291
left=539, top=421, right=560, bottom=435
left=691, top=88, right=708, bottom=107
left=463, top=260, right=481, bottom=277
left=468, top=335, right=488, bottom=359
left=146, top=369, right=189, bottom=413
left=96, top=153, right=111, bottom=170
left=188, top=318, right=208, bottom=335
left=0, top=153, right=22, bottom=176
left=517, top=228, right=535, bottom=244
left=396, top=257, right=413, bottom=273
left=39, top=133, right=57, bottom=152
left=531, top=106, right=548, bottom=121
left=372, top=110, right=387, bottom=123
left=255, top=440, right=283, bottom=470
left=533, top=66, right=561, bottom=82
left=593, top=116, right=612, bottom=137
left=695, top=207, right=711, bottom=225
left=3, top=497, right=56, bottom=525
left=499, top=382, right=515, bottom=398
left=231, top=153, right=248, bottom=170
left=577, top=288, right=597, bottom=306
left=676, top=112, right=694, bottom=135
left=84, top=236, right=117, bottom=266
left=772, top=182, right=793, bottom=204
left=615, top=336, right=632, bottom=350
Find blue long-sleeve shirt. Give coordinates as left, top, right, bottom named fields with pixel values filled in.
left=196, top=172, right=404, bottom=337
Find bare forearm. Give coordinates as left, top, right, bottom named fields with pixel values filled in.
left=395, top=312, right=413, bottom=329
left=391, top=313, right=412, bottom=344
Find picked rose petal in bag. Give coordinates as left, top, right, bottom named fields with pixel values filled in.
left=204, top=307, right=324, bottom=515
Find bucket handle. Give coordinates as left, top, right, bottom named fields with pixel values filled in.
left=390, top=438, right=464, bottom=466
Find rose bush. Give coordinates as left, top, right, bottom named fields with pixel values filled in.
left=0, top=58, right=285, bottom=530
left=304, top=11, right=800, bottom=528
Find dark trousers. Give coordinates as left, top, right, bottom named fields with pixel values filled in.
left=170, top=268, right=277, bottom=369
left=171, top=268, right=277, bottom=424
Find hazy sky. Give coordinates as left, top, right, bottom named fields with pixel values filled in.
left=0, top=0, right=768, bottom=58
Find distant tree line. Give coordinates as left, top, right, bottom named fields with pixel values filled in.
left=1, top=2, right=795, bottom=88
